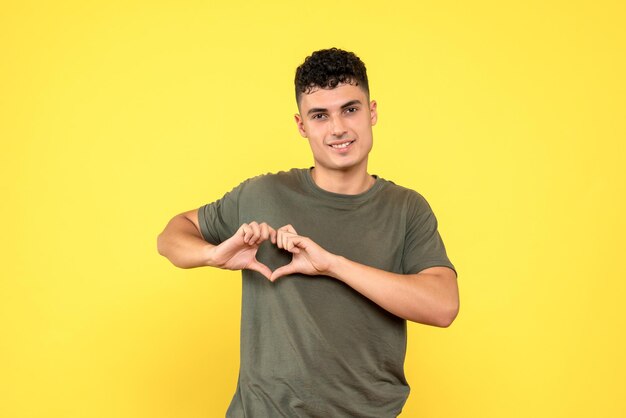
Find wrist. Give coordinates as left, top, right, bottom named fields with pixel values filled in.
left=203, top=244, right=219, bottom=267
left=326, top=254, right=348, bottom=281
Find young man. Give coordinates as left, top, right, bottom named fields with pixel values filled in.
left=157, top=48, right=459, bottom=417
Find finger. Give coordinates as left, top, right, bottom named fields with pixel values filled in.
left=247, top=259, right=272, bottom=280
left=282, top=231, right=295, bottom=252
left=276, top=229, right=286, bottom=250
left=258, top=223, right=271, bottom=244
left=269, top=226, right=277, bottom=244
left=271, top=262, right=298, bottom=281
left=278, top=224, right=298, bottom=235
left=281, top=230, right=288, bottom=250
left=284, top=235, right=301, bottom=254
left=240, top=223, right=252, bottom=243
left=248, top=222, right=261, bottom=245
left=242, top=223, right=256, bottom=244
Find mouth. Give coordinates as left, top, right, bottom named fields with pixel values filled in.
left=328, top=140, right=355, bottom=150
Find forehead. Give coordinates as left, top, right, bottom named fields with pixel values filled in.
left=299, top=83, right=368, bottom=111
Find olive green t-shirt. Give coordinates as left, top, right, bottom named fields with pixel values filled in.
left=198, top=168, right=456, bottom=418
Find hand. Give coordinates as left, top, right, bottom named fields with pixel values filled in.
left=270, top=225, right=337, bottom=281
left=208, top=222, right=276, bottom=280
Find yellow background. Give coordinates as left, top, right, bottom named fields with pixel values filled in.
left=1, top=0, right=625, bottom=417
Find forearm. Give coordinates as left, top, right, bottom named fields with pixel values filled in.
left=327, top=257, right=459, bottom=327
left=157, top=215, right=213, bottom=269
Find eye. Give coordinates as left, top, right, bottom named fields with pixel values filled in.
left=345, top=107, right=359, bottom=114
left=311, top=113, right=327, bottom=120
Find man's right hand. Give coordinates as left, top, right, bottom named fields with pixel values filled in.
left=207, top=222, right=277, bottom=280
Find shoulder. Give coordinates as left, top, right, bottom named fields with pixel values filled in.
left=231, top=168, right=305, bottom=197
left=377, top=176, right=430, bottom=211
left=242, top=168, right=303, bottom=187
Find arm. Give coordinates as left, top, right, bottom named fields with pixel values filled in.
left=330, top=260, right=459, bottom=327
left=271, top=225, right=459, bottom=327
left=157, top=209, right=213, bottom=269
left=157, top=209, right=277, bottom=279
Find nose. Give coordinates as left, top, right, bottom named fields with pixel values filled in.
left=330, top=115, right=347, bottom=137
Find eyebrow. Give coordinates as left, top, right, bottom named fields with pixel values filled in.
left=306, top=99, right=363, bottom=116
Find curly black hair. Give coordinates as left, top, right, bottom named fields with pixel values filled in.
left=295, top=48, right=369, bottom=105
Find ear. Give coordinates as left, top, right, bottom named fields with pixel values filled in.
left=294, top=113, right=307, bottom=138
left=369, top=100, right=378, bottom=126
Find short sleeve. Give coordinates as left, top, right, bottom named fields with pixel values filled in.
left=402, top=193, right=457, bottom=276
left=197, top=181, right=248, bottom=245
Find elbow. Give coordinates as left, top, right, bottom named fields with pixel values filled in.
left=436, top=301, right=460, bottom=328
left=156, top=233, right=184, bottom=267
left=407, top=303, right=459, bottom=328
left=436, top=277, right=460, bottom=328
left=156, top=233, right=167, bottom=257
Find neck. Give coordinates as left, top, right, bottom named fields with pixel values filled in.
left=310, top=165, right=375, bottom=195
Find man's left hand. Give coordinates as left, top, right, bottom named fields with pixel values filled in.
left=270, top=224, right=337, bottom=281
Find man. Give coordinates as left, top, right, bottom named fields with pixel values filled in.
left=157, top=48, right=459, bottom=417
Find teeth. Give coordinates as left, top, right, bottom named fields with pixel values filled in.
left=331, top=141, right=353, bottom=149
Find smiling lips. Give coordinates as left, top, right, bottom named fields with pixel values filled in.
left=329, top=140, right=355, bottom=150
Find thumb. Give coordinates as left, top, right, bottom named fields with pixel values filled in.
left=246, top=259, right=273, bottom=281
left=271, top=262, right=298, bottom=282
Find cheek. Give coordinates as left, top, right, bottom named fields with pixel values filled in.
left=310, top=139, right=326, bottom=153
left=307, top=128, right=326, bottom=144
